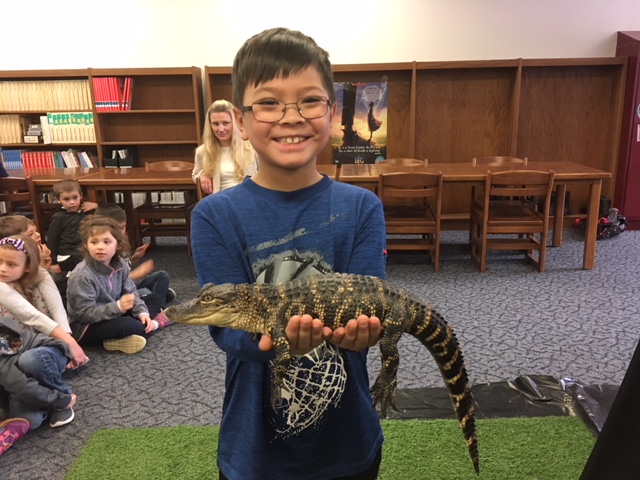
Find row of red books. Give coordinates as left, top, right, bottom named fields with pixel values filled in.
left=92, top=77, right=134, bottom=111
left=19, top=150, right=95, bottom=169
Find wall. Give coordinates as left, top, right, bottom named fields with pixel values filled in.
left=2, top=0, right=640, bottom=70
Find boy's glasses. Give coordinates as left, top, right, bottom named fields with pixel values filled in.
left=241, top=96, right=332, bottom=123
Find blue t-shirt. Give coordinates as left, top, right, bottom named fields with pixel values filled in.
left=191, top=174, right=387, bottom=480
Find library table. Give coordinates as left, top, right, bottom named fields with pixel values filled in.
left=76, top=168, right=197, bottom=245
left=338, top=162, right=611, bottom=270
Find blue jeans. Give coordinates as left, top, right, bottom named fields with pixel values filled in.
left=135, top=270, right=170, bottom=304
left=9, top=346, right=71, bottom=431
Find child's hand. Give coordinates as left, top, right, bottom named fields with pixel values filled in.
left=39, top=244, right=52, bottom=269
left=117, top=293, right=136, bottom=312
left=50, top=264, right=62, bottom=275
left=67, top=393, right=77, bottom=409
left=259, top=314, right=324, bottom=354
left=131, top=260, right=154, bottom=281
left=131, top=242, right=151, bottom=263
left=327, top=315, right=381, bottom=351
left=139, top=314, right=155, bottom=333
left=81, top=201, right=99, bottom=212
left=67, top=340, right=90, bottom=369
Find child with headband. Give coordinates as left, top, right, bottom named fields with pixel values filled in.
left=0, top=235, right=77, bottom=435
left=0, top=231, right=88, bottom=369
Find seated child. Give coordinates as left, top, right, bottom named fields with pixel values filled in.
left=46, top=179, right=98, bottom=306
left=0, top=215, right=52, bottom=269
left=94, top=204, right=175, bottom=306
left=0, top=237, right=77, bottom=431
left=0, top=235, right=88, bottom=369
left=66, top=216, right=170, bottom=355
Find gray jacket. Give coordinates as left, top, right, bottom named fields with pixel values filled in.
left=67, top=256, right=149, bottom=340
left=0, top=316, right=72, bottom=411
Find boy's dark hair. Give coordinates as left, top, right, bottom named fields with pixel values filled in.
left=232, top=27, right=335, bottom=108
left=95, top=203, right=127, bottom=223
left=53, top=179, right=82, bottom=199
left=0, top=215, right=31, bottom=237
left=79, top=215, right=131, bottom=259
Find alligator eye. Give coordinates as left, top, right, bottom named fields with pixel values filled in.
left=201, top=294, right=219, bottom=305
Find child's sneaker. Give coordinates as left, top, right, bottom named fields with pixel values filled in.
left=50, top=408, right=74, bottom=428
left=0, top=417, right=30, bottom=455
left=166, top=288, right=176, bottom=303
left=153, top=310, right=173, bottom=330
left=103, top=334, right=146, bottom=354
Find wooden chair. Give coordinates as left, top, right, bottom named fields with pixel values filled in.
left=470, top=170, right=555, bottom=272
left=133, top=161, right=197, bottom=252
left=378, top=158, right=428, bottom=166
left=378, top=171, right=443, bottom=271
left=0, top=177, right=35, bottom=217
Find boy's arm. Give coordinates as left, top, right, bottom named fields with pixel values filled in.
left=0, top=356, right=73, bottom=410
left=46, top=213, right=64, bottom=265
left=191, top=203, right=272, bottom=362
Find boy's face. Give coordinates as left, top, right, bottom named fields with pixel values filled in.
left=24, top=224, right=42, bottom=244
left=238, top=66, right=336, bottom=171
left=59, top=189, right=83, bottom=213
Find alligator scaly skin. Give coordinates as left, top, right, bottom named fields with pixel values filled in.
left=166, top=273, right=479, bottom=474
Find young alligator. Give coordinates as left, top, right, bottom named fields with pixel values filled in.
left=165, top=273, right=479, bottom=474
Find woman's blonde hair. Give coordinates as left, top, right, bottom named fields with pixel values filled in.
left=79, top=215, right=131, bottom=261
left=0, top=235, right=41, bottom=303
left=201, top=99, right=254, bottom=183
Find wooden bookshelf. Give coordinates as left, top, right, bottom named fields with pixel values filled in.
left=0, top=67, right=203, bottom=168
left=205, top=58, right=626, bottom=217
left=89, top=67, right=203, bottom=167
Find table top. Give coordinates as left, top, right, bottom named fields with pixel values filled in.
left=74, top=168, right=195, bottom=187
left=338, top=161, right=611, bottom=183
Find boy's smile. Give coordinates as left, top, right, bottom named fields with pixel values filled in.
left=239, top=67, right=336, bottom=189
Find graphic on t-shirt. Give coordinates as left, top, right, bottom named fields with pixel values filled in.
left=253, top=250, right=347, bottom=438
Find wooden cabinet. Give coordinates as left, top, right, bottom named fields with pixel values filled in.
left=205, top=58, right=626, bottom=216
left=0, top=67, right=204, bottom=168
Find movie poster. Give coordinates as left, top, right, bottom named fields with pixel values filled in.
left=331, top=81, right=388, bottom=165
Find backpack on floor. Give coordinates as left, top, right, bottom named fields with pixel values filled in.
left=575, top=208, right=627, bottom=240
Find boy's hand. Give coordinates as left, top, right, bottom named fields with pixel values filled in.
left=117, top=293, right=136, bottom=312
left=327, top=315, right=381, bottom=351
left=131, top=242, right=151, bottom=263
left=131, top=260, right=154, bottom=281
left=67, top=393, right=77, bottom=409
left=80, top=201, right=99, bottom=212
left=39, top=244, right=52, bottom=269
left=259, top=314, right=324, bottom=354
left=200, top=174, right=213, bottom=195
left=67, top=340, right=90, bottom=369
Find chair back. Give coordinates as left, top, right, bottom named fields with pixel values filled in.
left=0, top=177, right=33, bottom=205
left=472, top=156, right=528, bottom=167
left=145, top=161, right=193, bottom=172
left=485, top=170, right=554, bottom=201
left=378, top=158, right=428, bottom=166
left=378, top=171, right=441, bottom=199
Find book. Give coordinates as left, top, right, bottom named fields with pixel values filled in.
left=331, top=81, right=388, bottom=165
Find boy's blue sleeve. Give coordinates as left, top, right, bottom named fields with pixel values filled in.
left=191, top=199, right=274, bottom=363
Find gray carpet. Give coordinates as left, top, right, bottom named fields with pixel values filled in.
left=2, top=229, right=639, bottom=479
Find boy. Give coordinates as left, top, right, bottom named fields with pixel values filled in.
left=0, top=215, right=52, bottom=269
left=190, top=28, right=386, bottom=480
left=0, top=315, right=77, bottom=431
left=95, top=203, right=176, bottom=307
left=46, top=179, right=97, bottom=306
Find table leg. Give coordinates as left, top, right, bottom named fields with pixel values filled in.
left=552, top=184, right=567, bottom=247
left=583, top=179, right=602, bottom=270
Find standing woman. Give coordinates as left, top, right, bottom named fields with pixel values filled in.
left=192, top=99, right=258, bottom=195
